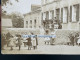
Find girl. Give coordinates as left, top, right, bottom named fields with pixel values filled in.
left=77, top=33, right=80, bottom=46
left=9, top=36, right=15, bottom=50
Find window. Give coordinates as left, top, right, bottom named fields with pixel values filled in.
left=56, top=9, right=60, bottom=21
left=30, top=20, right=32, bottom=24
left=63, top=7, right=68, bottom=23
left=61, top=8, right=63, bottom=23
left=46, top=11, right=49, bottom=20
left=76, top=4, right=79, bottom=22
left=72, top=5, right=76, bottom=22
left=70, top=6, right=72, bottom=22
left=26, top=21, right=28, bottom=28
left=34, top=19, right=36, bottom=28
left=72, top=4, right=79, bottom=22
left=30, top=20, right=32, bottom=28
left=43, top=12, right=46, bottom=20
left=34, top=19, right=36, bottom=24
left=52, top=10, right=54, bottom=19
left=26, top=21, right=28, bottom=24
left=49, top=11, right=52, bottom=20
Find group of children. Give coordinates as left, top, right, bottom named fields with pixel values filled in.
left=8, top=33, right=38, bottom=51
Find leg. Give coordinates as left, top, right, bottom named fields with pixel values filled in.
left=48, top=42, right=49, bottom=45
left=30, top=46, right=31, bottom=50
left=19, top=45, right=21, bottom=50
left=68, top=42, right=70, bottom=45
left=16, top=44, right=17, bottom=47
left=24, top=43, right=25, bottom=47
left=79, top=43, right=80, bottom=46
left=34, top=46, right=35, bottom=50
left=7, top=41, right=9, bottom=47
left=45, top=42, right=46, bottom=44
left=11, top=46, right=13, bottom=50
left=73, top=42, right=74, bottom=46
left=33, top=46, right=35, bottom=50
left=36, top=46, right=37, bottom=49
left=24, top=43, right=26, bottom=47
left=28, top=46, right=29, bottom=50
left=78, top=43, right=79, bottom=46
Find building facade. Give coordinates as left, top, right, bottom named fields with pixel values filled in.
left=24, top=5, right=42, bottom=29
left=41, top=0, right=80, bottom=31
left=24, top=5, right=43, bottom=34
left=2, top=18, right=12, bottom=28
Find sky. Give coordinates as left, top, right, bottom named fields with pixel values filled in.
left=2, top=0, right=41, bottom=14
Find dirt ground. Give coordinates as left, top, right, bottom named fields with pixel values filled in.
left=1, top=45, right=80, bottom=55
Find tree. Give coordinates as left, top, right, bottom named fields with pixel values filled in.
left=2, top=0, right=19, bottom=15
left=11, top=13, right=24, bottom=28
left=2, top=0, right=9, bottom=6
left=2, top=0, right=24, bottom=28
left=2, top=0, right=19, bottom=6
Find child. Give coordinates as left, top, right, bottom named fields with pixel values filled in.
left=77, top=33, right=80, bottom=46
left=9, top=36, right=15, bottom=50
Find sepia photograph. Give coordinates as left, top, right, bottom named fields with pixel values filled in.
left=1, top=0, right=80, bottom=54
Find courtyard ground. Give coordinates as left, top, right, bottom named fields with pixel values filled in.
left=1, top=45, right=80, bottom=55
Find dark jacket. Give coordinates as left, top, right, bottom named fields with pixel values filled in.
left=36, top=37, right=38, bottom=45
left=17, top=37, right=22, bottom=46
left=27, top=37, right=32, bottom=46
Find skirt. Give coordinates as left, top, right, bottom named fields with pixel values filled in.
left=77, top=39, right=80, bottom=43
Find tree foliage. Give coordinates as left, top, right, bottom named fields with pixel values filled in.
left=2, top=0, right=19, bottom=6
left=2, top=0, right=24, bottom=28
left=11, top=13, right=24, bottom=28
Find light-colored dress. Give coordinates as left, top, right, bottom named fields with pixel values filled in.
left=32, top=37, right=36, bottom=46
left=14, top=37, right=18, bottom=44
left=77, top=36, right=80, bottom=44
left=44, top=37, right=50, bottom=43
left=9, top=38, right=15, bottom=47
left=44, top=37, right=50, bottom=41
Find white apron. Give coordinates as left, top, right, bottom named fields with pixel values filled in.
left=32, top=38, right=36, bottom=46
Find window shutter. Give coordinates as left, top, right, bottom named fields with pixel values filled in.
left=76, top=4, right=79, bottom=22
left=67, top=7, right=68, bottom=23
left=61, top=8, right=63, bottom=23
left=70, top=6, right=72, bottom=22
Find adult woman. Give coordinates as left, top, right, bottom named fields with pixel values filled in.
left=32, top=36, right=36, bottom=50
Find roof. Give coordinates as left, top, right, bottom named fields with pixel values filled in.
left=24, top=9, right=41, bottom=16
left=2, top=18, right=12, bottom=28
left=31, top=4, right=41, bottom=8
left=31, top=4, right=41, bottom=12
left=24, top=4, right=41, bottom=16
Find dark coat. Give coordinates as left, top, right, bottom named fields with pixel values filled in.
left=27, top=37, right=32, bottom=46
left=6, top=32, right=11, bottom=40
left=36, top=37, right=38, bottom=45
left=17, top=37, right=22, bottom=46
left=70, top=36, right=74, bottom=45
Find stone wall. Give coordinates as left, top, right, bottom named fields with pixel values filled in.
left=54, top=29, right=80, bottom=44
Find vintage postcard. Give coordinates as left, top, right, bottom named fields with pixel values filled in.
left=1, top=0, right=80, bottom=54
